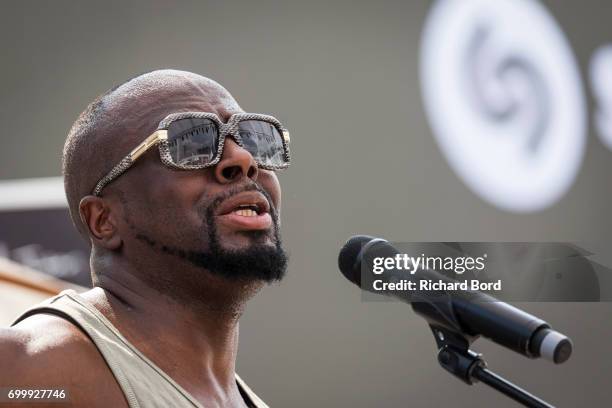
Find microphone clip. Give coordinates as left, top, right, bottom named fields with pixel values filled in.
left=430, top=324, right=484, bottom=385
left=428, top=324, right=555, bottom=407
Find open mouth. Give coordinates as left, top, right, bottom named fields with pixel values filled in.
left=215, top=191, right=273, bottom=231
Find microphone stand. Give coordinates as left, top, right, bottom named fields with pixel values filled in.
left=430, top=325, right=555, bottom=408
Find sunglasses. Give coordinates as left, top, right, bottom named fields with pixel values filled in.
left=92, top=112, right=291, bottom=196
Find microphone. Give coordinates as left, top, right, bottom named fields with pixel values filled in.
left=338, top=235, right=573, bottom=364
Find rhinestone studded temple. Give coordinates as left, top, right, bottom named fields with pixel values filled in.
left=91, top=112, right=291, bottom=196
left=92, top=156, right=133, bottom=196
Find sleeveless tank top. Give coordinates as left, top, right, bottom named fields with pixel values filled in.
left=11, top=289, right=269, bottom=408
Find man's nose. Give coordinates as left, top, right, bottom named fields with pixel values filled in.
left=214, top=137, right=259, bottom=183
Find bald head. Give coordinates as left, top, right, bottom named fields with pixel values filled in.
left=62, top=69, right=243, bottom=241
left=104, top=70, right=241, bottom=121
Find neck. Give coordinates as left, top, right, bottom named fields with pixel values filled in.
left=84, top=252, right=262, bottom=401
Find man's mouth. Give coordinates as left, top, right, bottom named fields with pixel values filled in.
left=215, top=191, right=273, bottom=231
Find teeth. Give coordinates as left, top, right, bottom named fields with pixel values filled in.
left=234, top=209, right=258, bottom=217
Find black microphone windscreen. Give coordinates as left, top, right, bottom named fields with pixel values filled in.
left=338, top=235, right=376, bottom=286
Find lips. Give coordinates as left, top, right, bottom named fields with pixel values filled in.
left=215, top=191, right=273, bottom=231
left=216, top=191, right=271, bottom=216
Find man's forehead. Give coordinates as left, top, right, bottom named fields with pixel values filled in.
left=106, top=70, right=243, bottom=127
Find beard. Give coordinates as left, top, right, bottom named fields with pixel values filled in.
left=179, top=235, right=288, bottom=283
left=155, top=184, right=288, bottom=283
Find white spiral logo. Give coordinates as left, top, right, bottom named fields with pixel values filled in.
left=590, top=45, right=612, bottom=151
left=420, top=0, right=586, bottom=212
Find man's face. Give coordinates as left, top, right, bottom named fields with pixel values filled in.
left=109, top=84, right=288, bottom=283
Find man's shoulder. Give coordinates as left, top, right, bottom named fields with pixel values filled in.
left=0, top=314, right=128, bottom=407
left=2, top=313, right=97, bottom=372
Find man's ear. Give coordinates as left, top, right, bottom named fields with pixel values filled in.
left=79, top=195, right=122, bottom=250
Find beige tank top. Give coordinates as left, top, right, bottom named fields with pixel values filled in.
left=11, top=289, right=269, bottom=408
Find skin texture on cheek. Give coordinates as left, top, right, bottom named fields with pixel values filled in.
left=116, top=155, right=211, bottom=251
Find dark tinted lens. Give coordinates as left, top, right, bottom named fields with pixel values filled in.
left=167, top=118, right=219, bottom=166
left=237, top=120, right=286, bottom=167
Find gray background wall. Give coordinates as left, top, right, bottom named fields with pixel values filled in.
left=1, top=0, right=610, bottom=406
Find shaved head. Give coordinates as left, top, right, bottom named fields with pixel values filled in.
left=62, top=69, right=242, bottom=241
